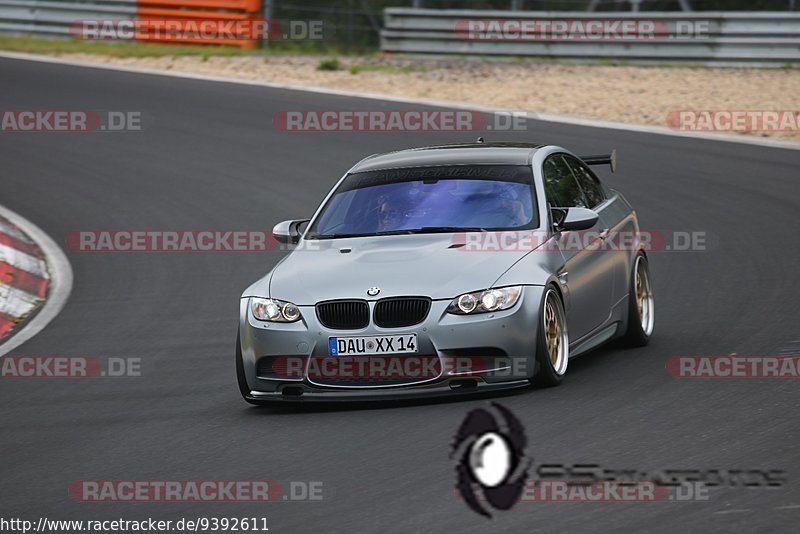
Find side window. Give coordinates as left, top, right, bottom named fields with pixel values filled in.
left=542, top=155, right=587, bottom=208
left=564, top=156, right=606, bottom=208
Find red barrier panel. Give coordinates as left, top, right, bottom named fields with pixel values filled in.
left=136, top=0, right=262, bottom=48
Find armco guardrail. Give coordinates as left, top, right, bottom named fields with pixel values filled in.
left=0, top=0, right=262, bottom=48
left=0, top=0, right=136, bottom=37
left=381, top=8, right=800, bottom=65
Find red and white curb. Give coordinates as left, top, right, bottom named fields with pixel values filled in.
left=0, top=204, right=73, bottom=356
left=0, top=218, right=48, bottom=338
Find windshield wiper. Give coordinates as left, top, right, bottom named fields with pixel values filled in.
left=310, top=229, right=416, bottom=239
left=310, top=227, right=486, bottom=239
left=415, top=226, right=487, bottom=233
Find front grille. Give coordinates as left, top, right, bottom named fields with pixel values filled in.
left=316, top=300, right=369, bottom=330
left=373, top=297, right=431, bottom=328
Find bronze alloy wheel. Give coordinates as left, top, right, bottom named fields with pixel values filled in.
left=634, top=256, right=655, bottom=336
left=543, top=289, right=568, bottom=376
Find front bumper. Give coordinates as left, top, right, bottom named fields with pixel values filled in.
left=245, top=378, right=531, bottom=403
left=238, top=285, right=544, bottom=402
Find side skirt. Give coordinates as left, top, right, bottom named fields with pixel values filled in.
left=569, top=322, right=620, bottom=358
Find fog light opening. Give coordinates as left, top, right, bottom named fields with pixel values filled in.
left=282, top=386, right=304, bottom=397
left=450, top=378, right=478, bottom=390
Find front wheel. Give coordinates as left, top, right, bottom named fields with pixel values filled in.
left=532, top=286, right=569, bottom=387
left=622, top=253, right=655, bottom=346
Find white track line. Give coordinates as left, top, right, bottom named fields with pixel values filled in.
left=0, top=284, right=40, bottom=318
left=0, top=50, right=798, bottom=151
left=0, top=220, right=34, bottom=243
left=0, top=243, right=49, bottom=278
left=0, top=204, right=73, bottom=357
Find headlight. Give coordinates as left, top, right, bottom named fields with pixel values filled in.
left=251, top=297, right=303, bottom=322
left=447, top=286, right=522, bottom=315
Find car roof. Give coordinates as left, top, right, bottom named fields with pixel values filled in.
left=350, top=142, right=545, bottom=173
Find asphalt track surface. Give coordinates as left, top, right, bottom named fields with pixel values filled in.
left=1, top=56, right=799, bottom=533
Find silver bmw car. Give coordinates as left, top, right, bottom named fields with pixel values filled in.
left=237, top=142, right=654, bottom=403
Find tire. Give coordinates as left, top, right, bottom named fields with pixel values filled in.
left=236, top=332, right=261, bottom=405
left=622, top=253, right=655, bottom=347
left=532, top=286, right=569, bottom=387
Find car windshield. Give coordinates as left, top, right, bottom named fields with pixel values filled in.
left=307, top=165, right=537, bottom=239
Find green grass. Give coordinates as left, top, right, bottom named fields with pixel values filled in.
left=348, top=63, right=415, bottom=75
left=317, top=57, right=342, bottom=71
left=0, top=36, right=375, bottom=58
left=0, top=36, right=245, bottom=57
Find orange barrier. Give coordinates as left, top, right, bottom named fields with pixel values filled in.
left=135, top=0, right=262, bottom=48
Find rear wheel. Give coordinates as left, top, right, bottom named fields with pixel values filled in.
left=532, top=286, right=569, bottom=387
left=622, top=253, right=655, bottom=346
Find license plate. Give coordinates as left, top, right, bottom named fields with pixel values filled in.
left=328, top=334, right=417, bottom=356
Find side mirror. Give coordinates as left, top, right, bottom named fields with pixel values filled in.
left=273, top=219, right=309, bottom=245
left=554, top=207, right=599, bottom=232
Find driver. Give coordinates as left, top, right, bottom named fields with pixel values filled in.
left=377, top=196, right=406, bottom=231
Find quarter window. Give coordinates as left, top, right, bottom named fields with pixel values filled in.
left=564, top=156, right=606, bottom=208
left=542, top=155, right=587, bottom=208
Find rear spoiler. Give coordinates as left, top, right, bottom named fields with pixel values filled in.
left=580, top=149, right=616, bottom=173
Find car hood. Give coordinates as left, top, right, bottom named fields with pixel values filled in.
left=246, top=233, right=534, bottom=304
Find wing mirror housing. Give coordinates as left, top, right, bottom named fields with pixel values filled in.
left=553, top=207, right=599, bottom=232
left=273, top=219, right=309, bottom=245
